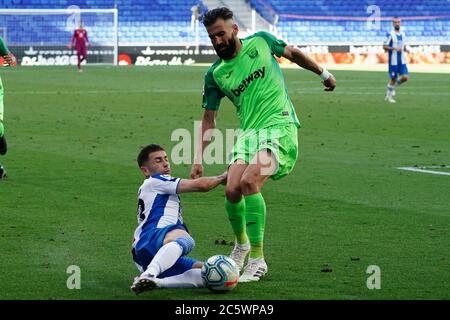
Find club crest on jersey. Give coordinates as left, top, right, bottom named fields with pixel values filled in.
left=231, top=66, right=265, bottom=97
left=247, top=48, right=259, bottom=59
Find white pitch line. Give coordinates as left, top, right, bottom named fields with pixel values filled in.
left=397, top=167, right=450, bottom=176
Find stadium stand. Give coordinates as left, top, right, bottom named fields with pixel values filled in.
left=0, top=0, right=449, bottom=45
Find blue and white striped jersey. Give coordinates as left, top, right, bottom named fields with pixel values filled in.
left=132, top=174, right=182, bottom=249
left=384, top=30, right=407, bottom=66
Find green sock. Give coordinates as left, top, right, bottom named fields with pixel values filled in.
left=225, top=197, right=249, bottom=245
left=0, top=121, right=4, bottom=137
left=244, top=193, right=266, bottom=259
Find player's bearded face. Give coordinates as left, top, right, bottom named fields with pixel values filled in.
left=214, top=34, right=238, bottom=60
left=208, top=19, right=239, bottom=60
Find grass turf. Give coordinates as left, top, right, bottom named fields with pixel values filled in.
left=0, top=65, right=449, bottom=299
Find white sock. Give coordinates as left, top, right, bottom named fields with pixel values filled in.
left=156, top=268, right=205, bottom=288
left=143, top=242, right=183, bottom=277
left=386, top=84, right=395, bottom=96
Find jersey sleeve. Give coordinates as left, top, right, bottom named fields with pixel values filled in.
left=0, top=37, right=9, bottom=56
left=383, top=32, right=392, bottom=46
left=202, top=63, right=225, bottom=111
left=149, top=174, right=181, bottom=195
left=255, top=31, right=287, bottom=57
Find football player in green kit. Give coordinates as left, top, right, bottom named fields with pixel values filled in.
left=0, top=37, right=17, bottom=179
left=190, top=7, right=336, bottom=282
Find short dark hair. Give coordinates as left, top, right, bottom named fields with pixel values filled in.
left=137, top=144, right=165, bottom=167
left=202, top=7, right=234, bottom=27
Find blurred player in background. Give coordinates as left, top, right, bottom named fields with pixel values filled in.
left=131, top=144, right=227, bottom=294
left=191, top=7, right=336, bottom=282
left=383, top=17, right=410, bottom=103
left=0, top=36, right=17, bottom=179
left=70, top=21, right=90, bottom=72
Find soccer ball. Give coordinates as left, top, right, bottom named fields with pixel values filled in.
left=201, top=255, right=239, bottom=293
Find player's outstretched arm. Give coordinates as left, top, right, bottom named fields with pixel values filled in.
left=282, top=46, right=336, bottom=91
left=177, top=171, right=227, bottom=193
left=191, top=109, right=217, bottom=179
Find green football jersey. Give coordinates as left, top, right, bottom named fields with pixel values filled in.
left=202, top=31, right=300, bottom=130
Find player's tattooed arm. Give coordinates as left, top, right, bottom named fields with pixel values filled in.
left=191, top=109, right=217, bottom=179
left=282, top=45, right=336, bottom=91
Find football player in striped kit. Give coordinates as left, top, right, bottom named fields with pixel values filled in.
left=131, top=144, right=227, bottom=294
left=383, top=17, right=410, bottom=103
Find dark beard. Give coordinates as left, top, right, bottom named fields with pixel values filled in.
left=394, top=26, right=400, bottom=31
left=215, top=37, right=237, bottom=60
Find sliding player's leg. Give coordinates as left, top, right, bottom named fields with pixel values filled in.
left=131, top=227, right=197, bottom=293
left=155, top=261, right=204, bottom=288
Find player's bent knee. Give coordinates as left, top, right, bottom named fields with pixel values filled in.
left=164, top=229, right=189, bottom=244
left=225, top=187, right=242, bottom=202
left=174, top=235, right=195, bottom=256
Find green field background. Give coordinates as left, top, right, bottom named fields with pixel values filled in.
left=0, top=66, right=449, bottom=299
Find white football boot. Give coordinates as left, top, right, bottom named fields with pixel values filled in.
left=238, top=258, right=268, bottom=283
left=384, top=94, right=396, bottom=103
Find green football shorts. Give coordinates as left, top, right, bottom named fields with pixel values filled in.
left=229, top=123, right=299, bottom=180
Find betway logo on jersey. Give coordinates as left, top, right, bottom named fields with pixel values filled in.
left=231, top=66, right=265, bottom=97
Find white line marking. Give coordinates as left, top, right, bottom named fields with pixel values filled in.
left=397, top=166, right=450, bottom=176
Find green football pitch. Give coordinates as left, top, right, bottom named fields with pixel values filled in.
left=0, top=66, right=449, bottom=300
